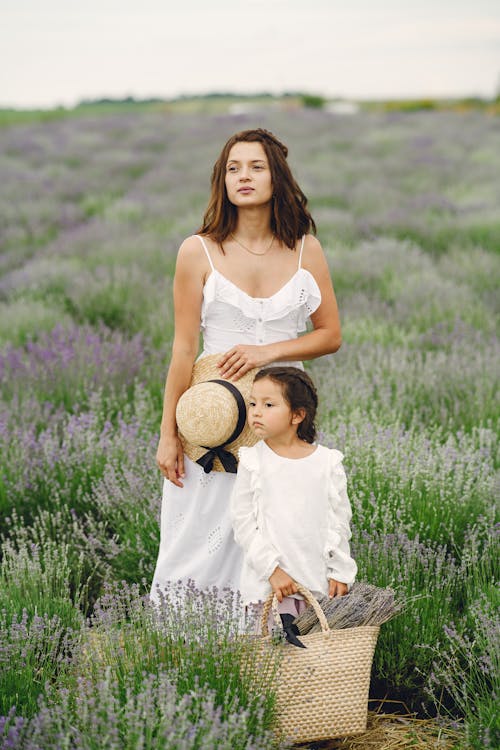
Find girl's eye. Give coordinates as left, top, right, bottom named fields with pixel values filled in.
left=265, top=402, right=273, bottom=408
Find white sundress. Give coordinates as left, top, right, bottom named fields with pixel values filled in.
left=149, top=234, right=322, bottom=601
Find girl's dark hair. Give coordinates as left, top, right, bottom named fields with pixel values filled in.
left=197, top=128, right=316, bottom=250
left=254, top=366, right=318, bottom=444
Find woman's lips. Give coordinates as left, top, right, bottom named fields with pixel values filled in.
left=237, top=187, right=254, bottom=193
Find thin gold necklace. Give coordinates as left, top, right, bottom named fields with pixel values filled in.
left=230, top=232, right=275, bottom=256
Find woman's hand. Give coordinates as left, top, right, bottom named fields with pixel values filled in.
left=328, top=578, right=348, bottom=598
left=217, top=344, right=273, bottom=380
left=269, top=566, right=298, bottom=602
left=156, top=434, right=185, bottom=488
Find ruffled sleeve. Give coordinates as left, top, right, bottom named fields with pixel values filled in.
left=230, top=446, right=281, bottom=582
left=264, top=270, right=322, bottom=331
left=324, top=449, right=358, bottom=586
left=293, top=270, right=322, bottom=332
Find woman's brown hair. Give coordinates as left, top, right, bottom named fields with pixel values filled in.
left=197, top=129, right=316, bottom=250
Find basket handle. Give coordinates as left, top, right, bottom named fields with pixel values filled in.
left=260, top=582, right=330, bottom=636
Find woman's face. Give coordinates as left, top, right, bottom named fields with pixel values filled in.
left=224, top=141, right=273, bottom=208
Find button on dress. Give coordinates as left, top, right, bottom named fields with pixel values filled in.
left=150, top=235, right=322, bottom=601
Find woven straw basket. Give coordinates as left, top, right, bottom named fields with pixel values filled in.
left=259, top=584, right=379, bottom=743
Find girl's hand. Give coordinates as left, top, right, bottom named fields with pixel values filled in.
left=217, top=344, right=273, bottom=381
left=269, top=566, right=298, bottom=602
left=156, top=434, right=185, bottom=488
left=328, top=578, right=348, bottom=598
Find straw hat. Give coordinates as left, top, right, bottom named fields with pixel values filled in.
left=176, top=354, right=259, bottom=473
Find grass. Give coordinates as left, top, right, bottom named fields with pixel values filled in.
left=0, top=106, right=498, bottom=748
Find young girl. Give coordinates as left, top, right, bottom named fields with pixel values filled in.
left=230, top=366, right=357, bottom=631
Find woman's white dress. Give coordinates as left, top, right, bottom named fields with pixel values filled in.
left=149, top=235, right=322, bottom=601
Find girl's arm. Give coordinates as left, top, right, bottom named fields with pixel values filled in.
left=156, top=237, right=208, bottom=487
left=325, top=453, right=358, bottom=588
left=218, top=235, right=342, bottom=379
left=328, top=579, right=348, bottom=598
left=230, top=459, right=281, bottom=581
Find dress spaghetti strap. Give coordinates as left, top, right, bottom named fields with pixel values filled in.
left=298, top=235, right=306, bottom=269
left=195, top=234, right=215, bottom=271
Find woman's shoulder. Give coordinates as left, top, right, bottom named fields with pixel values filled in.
left=175, top=235, right=213, bottom=273
left=300, top=234, right=326, bottom=266
left=302, top=233, right=322, bottom=250
left=178, top=234, right=205, bottom=256
left=298, top=235, right=336, bottom=304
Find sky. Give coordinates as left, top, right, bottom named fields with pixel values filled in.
left=1, top=0, right=499, bottom=108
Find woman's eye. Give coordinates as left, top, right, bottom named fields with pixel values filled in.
left=227, top=165, right=238, bottom=173
left=249, top=401, right=256, bottom=407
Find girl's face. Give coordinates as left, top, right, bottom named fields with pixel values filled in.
left=225, top=141, right=273, bottom=208
left=248, top=377, right=302, bottom=441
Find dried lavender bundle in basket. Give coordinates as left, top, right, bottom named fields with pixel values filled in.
left=293, top=582, right=403, bottom=635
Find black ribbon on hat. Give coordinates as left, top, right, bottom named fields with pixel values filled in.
left=196, top=379, right=247, bottom=474
left=280, top=614, right=306, bottom=648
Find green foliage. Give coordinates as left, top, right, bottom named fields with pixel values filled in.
left=83, top=581, right=279, bottom=734
left=0, top=537, right=86, bottom=716
left=301, top=93, right=325, bottom=109
left=0, top=107, right=498, bottom=745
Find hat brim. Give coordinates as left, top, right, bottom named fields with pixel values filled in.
left=177, top=354, right=259, bottom=472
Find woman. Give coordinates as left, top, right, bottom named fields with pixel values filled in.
left=150, top=128, right=342, bottom=601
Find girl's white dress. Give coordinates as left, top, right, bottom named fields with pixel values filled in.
left=230, top=441, right=358, bottom=605
left=150, top=234, right=322, bottom=601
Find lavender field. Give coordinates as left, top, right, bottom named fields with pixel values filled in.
left=0, top=107, right=499, bottom=749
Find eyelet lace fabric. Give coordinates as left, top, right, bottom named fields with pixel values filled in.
left=200, top=269, right=321, bottom=336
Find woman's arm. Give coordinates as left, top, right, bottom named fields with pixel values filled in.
left=156, top=236, right=208, bottom=487
left=218, top=235, right=342, bottom=379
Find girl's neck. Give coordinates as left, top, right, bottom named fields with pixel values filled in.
left=264, top=434, right=316, bottom=459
